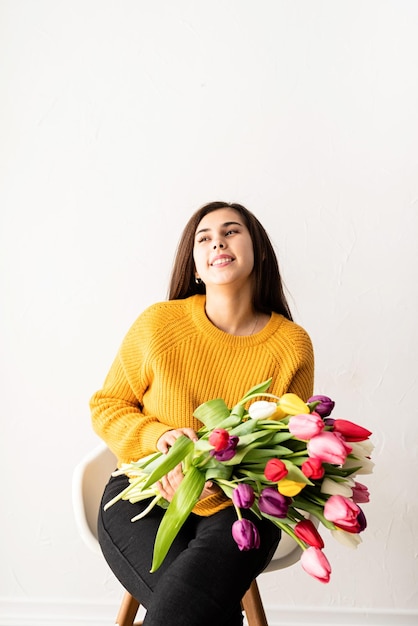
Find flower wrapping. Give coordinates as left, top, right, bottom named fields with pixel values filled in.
left=104, top=378, right=374, bottom=583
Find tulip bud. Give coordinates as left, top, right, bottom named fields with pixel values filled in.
left=343, top=456, right=374, bottom=475
left=248, top=400, right=279, bottom=420
left=258, top=487, right=289, bottom=518
left=277, top=393, right=310, bottom=416
left=320, top=477, right=353, bottom=498
left=231, top=519, right=260, bottom=551
left=232, top=484, right=255, bottom=509
left=356, top=507, right=367, bottom=532
left=288, top=412, right=324, bottom=440
left=301, top=457, right=324, bottom=480
left=277, top=478, right=306, bottom=497
left=331, top=528, right=362, bottom=549
left=300, top=547, right=331, bottom=583
left=333, top=419, right=372, bottom=442
left=324, top=495, right=361, bottom=533
left=264, top=458, right=288, bottom=482
left=210, top=436, right=239, bottom=461
left=307, top=431, right=352, bottom=465
left=208, top=428, right=230, bottom=451
left=351, top=481, right=370, bottom=504
left=307, top=395, right=335, bottom=417
left=294, top=519, right=324, bottom=549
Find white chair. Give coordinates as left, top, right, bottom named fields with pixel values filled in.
left=73, top=444, right=305, bottom=626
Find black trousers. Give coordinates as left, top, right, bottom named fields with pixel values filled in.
left=98, top=474, right=281, bottom=626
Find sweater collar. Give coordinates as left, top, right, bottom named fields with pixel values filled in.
left=189, top=294, right=284, bottom=346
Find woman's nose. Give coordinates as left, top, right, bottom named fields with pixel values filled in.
left=213, top=241, right=225, bottom=249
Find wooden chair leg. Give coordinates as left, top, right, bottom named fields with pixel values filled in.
left=241, top=579, right=268, bottom=626
left=115, top=590, right=142, bottom=626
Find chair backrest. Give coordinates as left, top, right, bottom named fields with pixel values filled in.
left=72, top=445, right=304, bottom=571
left=72, top=444, right=117, bottom=554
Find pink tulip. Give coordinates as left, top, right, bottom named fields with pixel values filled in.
left=231, top=519, right=260, bottom=551
left=324, top=495, right=361, bottom=533
left=288, top=412, right=324, bottom=440
left=300, top=547, right=331, bottom=583
left=264, top=458, right=288, bottom=482
left=294, top=519, right=324, bottom=549
left=351, top=481, right=370, bottom=504
left=301, top=457, right=325, bottom=480
left=333, top=419, right=372, bottom=442
left=307, top=431, right=352, bottom=465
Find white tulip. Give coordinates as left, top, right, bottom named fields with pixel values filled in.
left=248, top=400, right=278, bottom=419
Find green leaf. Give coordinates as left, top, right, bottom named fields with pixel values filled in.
left=150, top=466, right=206, bottom=571
left=193, top=398, right=230, bottom=428
left=141, top=436, right=194, bottom=490
left=239, top=378, right=273, bottom=403
left=282, top=459, right=313, bottom=485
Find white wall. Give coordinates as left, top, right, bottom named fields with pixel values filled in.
left=1, top=1, right=417, bottom=624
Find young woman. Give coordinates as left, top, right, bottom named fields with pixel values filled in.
left=91, top=201, right=314, bottom=626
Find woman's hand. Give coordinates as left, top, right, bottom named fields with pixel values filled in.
left=156, top=428, right=219, bottom=502
left=156, top=463, right=185, bottom=502
left=157, top=467, right=220, bottom=503
left=156, top=428, right=198, bottom=454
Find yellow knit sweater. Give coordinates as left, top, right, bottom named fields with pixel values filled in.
left=90, top=294, right=314, bottom=515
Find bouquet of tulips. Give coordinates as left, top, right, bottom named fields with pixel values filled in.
left=104, top=379, right=373, bottom=583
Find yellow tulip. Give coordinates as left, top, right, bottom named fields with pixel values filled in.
left=277, top=478, right=306, bottom=497
left=277, top=393, right=309, bottom=416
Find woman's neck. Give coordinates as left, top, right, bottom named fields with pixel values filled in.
left=204, top=290, right=264, bottom=336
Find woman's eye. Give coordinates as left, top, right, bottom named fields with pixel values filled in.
left=225, top=229, right=238, bottom=236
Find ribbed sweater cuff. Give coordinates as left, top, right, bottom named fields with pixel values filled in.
left=192, top=492, right=232, bottom=517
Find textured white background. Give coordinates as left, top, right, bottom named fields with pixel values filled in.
left=1, top=1, right=417, bottom=624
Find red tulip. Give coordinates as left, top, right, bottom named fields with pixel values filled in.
left=232, top=519, right=260, bottom=551
left=210, top=436, right=239, bottom=461
left=324, top=495, right=361, bottom=533
left=208, top=428, right=230, bottom=451
left=295, top=519, right=324, bottom=549
left=264, top=458, right=288, bottom=482
left=301, top=457, right=325, bottom=480
left=333, top=419, right=372, bottom=442
left=300, top=547, right=331, bottom=583
left=307, top=431, right=352, bottom=465
left=288, top=412, right=324, bottom=439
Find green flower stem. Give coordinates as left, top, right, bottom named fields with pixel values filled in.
left=233, top=502, right=243, bottom=521
left=237, top=392, right=280, bottom=406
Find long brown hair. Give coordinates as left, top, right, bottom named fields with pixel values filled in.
left=168, top=201, right=293, bottom=320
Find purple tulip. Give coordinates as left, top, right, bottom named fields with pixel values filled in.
left=351, top=481, right=370, bottom=504
left=232, top=519, right=260, bottom=551
left=258, top=487, right=289, bottom=518
left=308, top=395, right=335, bottom=417
left=232, top=484, right=255, bottom=509
left=210, top=436, right=239, bottom=461
left=356, top=507, right=367, bottom=532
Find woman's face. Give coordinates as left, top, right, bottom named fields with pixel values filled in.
left=193, top=208, right=255, bottom=291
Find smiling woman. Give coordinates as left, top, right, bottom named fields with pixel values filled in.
left=90, top=201, right=314, bottom=626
